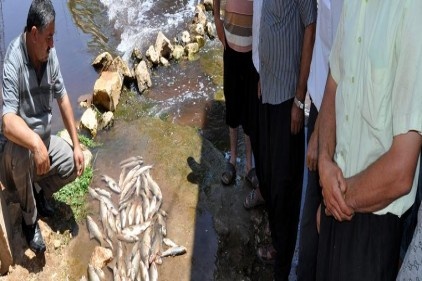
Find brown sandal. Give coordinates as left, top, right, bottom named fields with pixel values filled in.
left=221, top=162, right=236, bottom=185
left=243, top=189, right=265, bottom=209
left=245, top=168, right=259, bottom=189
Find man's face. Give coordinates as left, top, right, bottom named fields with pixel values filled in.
left=34, top=21, right=55, bottom=63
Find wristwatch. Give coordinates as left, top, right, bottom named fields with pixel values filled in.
left=294, top=96, right=304, bottom=110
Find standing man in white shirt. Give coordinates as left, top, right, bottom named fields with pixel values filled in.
left=317, top=1, right=422, bottom=279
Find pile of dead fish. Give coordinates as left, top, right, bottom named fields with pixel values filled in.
left=85, top=156, right=187, bottom=281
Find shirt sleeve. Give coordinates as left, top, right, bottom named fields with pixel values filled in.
left=392, top=0, right=422, bottom=136
left=328, top=1, right=347, bottom=85
left=297, top=0, right=317, bottom=27
left=2, top=52, right=20, bottom=116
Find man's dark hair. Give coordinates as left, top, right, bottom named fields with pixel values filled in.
left=25, top=0, right=55, bottom=32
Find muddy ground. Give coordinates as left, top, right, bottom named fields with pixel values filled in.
left=0, top=113, right=274, bottom=280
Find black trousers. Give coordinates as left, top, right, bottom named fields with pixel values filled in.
left=297, top=103, right=321, bottom=281
left=258, top=98, right=305, bottom=280
left=316, top=206, right=402, bottom=281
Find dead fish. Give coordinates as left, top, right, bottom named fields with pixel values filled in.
left=161, top=246, right=187, bottom=257
left=87, top=264, right=101, bottom=281
left=135, top=201, right=144, bottom=225
left=115, top=215, right=122, bottom=233
left=139, top=260, right=150, bottom=281
left=119, top=156, right=143, bottom=168
left=94, top=187, right=111, bottom=199
left=157, top=212, right=167, bottom=237
left=98, top=194, right=118, bottom=216
left=121, top=164, right=142, bottom=189
left=107, top=210, right=117, bottom=234
left=149, top=262, right=158, bottom=281
left=135, top=176, right=142, bottom=197
left=120, top=206, right=128, bottom=229
left=99, top=201, right=108, bottom=233
left=129, top=251, right=141, bottom=280
left=105, top=237, right=114, bottom=250
left=122, top=220, right=152, bottom=237
left=162, top=237, right=178, bottom=248
left=127, top=200, right=137, bottom=226
left=88, top=187, right=100, bottom=200
left=146, top=196, right=157, bottom=221
left=101, top=174, right=121, bottom=194
left=149, top=223, right=163, bottom=265
left=140, top=227, right=152, bottom=267
left=117, top=232, right=139, bottom=243
left=86, top=215, right=104, bottom=246
left=145, top=170, right=162, bottom=200
left=141, top=192, right=150, bottom=222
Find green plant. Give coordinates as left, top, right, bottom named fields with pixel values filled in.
left=78, top=134, right=100, bottom=148
left=53, top=166, right=93, bottom=222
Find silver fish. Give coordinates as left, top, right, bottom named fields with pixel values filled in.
left=127, top=200, right=137, bottom=226
left=88, top=187, right=100, bottom=200
left=141, top=192, right=150, bottom=222
left=99, top=201, right=108, bottom=234
left=162, top=237, right=178, bottom=248
left=121, top=220, right=152, bottom=237
left=149, top=262, right=158, bottom=281
left=157, top=212, right=167, bottom=237
left=107, top=210, right=117, bottom=234
left=140, top=227, right=152, bottom=267
left=149, top=223, right=163, bottom=265
left=139, top=260, right=150, bottom=281
left=135, top=201, right=144, bottom=225
left=94, top=187, right=111, bottom=199
left=129, top=251, right=141, bottom=280
left=120, top=206, right=128, bottom=229
left=101, top=174, right=121, bottom=194
left=115, top=215, right=122, bottom=233
left=121, top=164, right=142, bottom=189
left=86, top=215, right=104, bottom=246
left=87, top=264, right=101, bottom=281
left=117, top=232, right=139, bottom=243
left=145, top=170, right=162, bottom=200
left=119, top=156, right=143, bottom=168
left=146, top=196, right=157, bottom=221
left=98, top=194, right=118, bottom=216
left=161, top=246, right=187, bottom=257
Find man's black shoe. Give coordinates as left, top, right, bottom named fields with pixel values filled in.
left=34, top=188, right=54, bottom=217
left=22, top=221, right=46, bottom=254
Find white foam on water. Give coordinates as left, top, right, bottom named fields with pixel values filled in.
left=99, top=0, right=200, bottom=60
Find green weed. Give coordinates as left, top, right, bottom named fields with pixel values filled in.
left=53, top=166, right=93, bottom=222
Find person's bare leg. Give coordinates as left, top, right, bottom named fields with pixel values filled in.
left=229, top=127, right=238, bottom=166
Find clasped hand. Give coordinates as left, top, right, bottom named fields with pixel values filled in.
left=319, top=158, right=354, bottom=221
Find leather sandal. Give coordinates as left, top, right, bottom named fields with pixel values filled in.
left=244, top=189, right=265, bottom=210
left=221, top=162, right=236, bottom=185
left=245, top=168, right=259, bottom=189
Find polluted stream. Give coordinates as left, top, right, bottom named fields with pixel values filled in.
left=0, top=0, right=274, bottom=280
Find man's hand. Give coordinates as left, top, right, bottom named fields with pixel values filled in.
left=291, top=103, right=304, bottom=135
left=73, top=145, right=85, bottom=177
left=307, top=130, right=318, bottom=171
left=33, top=136, right=50, bottom=175
left=214, top=18, right=226, bottom=49
left=319, top=157, right=354, bottom=221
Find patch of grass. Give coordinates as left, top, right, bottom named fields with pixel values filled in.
left=78, top=134, right=100, bottom=148
left=53, top=166, right=93, bottom=222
